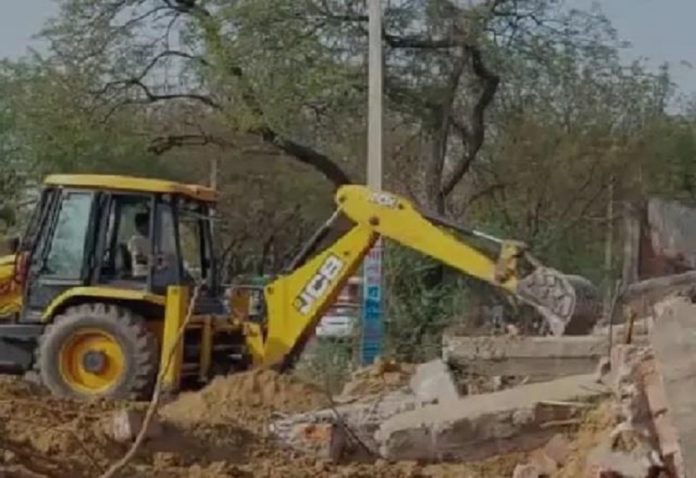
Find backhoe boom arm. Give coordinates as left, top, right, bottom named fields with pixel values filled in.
left=255, top=185, right=599, bottom=368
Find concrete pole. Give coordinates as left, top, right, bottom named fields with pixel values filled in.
left=367, top=0, right=383, bottom=190
left=361, top=0, right=384, bottom=365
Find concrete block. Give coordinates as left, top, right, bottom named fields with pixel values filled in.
left=107, top=409, right=162, bottom=443
left=511, top=464, right=541, bottom=478
left=376, top=374, right=608, bottom=462
left=408, top=359, right=459, bottom=404
left=442, top=335, right=610, bottom=379
left=649, top=296, right=696, bottom=477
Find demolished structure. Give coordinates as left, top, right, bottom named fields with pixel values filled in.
left=268, top=197, right=696, bottom=478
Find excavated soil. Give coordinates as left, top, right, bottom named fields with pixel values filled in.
left=160, top=368, right=330, bottom=432
left=0, top=369, right=615, bottom=478
left=0, top=375, right=127, bottom=477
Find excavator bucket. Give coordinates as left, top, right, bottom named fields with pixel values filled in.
left=515, top=267, right=602, bottom=336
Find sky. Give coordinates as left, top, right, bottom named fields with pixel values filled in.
left=0, top=0, right=694, bottom=97
left=569, top=0, right=696, bottom=100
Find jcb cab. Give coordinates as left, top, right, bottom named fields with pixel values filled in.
left=0, top=175, right=235, bottom=398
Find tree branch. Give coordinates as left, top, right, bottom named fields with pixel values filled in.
left=220, top=54, right=352, bottom=186
left=257, top=127, right=351, bottom=186
left=126, top=79, right=219, bottom=108
left=384, top=34, right=459, bottom=49
left=162, top=0, right=212, bottom=17
left=427, top=56, right=467, bottom=212
left=441, top=44, right=500, bottom=197
left=148, top=133, right=233, bottom=154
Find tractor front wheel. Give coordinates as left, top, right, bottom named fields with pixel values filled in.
left=35, top=303, right=158, bottom=400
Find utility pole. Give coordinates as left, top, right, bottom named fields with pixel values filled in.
left=360, top=0, right=384, bottom=365
left=367, top=0, right=383, bottom=190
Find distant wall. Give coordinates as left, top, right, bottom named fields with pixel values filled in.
left=623, top=198, right=696, bottom=285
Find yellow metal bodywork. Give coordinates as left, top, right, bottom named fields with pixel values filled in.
left=58, top=328, right=125, bottom=394
left=261, top=225, right=377, bottom=367
left=41, top=287, right=165, bottom=322
left=337, top=185, right=522, bottom=291
left=243, top=322, right=265, bottom=366
left=44, top=174, right=218, bottom=203
left=0, top=254, right=21, bottom=317
left=160, top=286, right=189, bottom=392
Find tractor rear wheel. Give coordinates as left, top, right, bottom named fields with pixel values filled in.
left=35, top=303, right=158, bottom=400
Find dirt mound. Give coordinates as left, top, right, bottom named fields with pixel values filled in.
left=161, top=368, right=329, bottom=432
left=0, top=376, right=129, bottom=477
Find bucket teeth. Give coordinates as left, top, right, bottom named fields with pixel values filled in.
left=516, top=267, right=601, bottom=335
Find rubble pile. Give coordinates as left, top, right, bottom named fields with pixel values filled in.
left=270, top=292, right=696, bottom=477
left=0, top=294, right=694, bottom=477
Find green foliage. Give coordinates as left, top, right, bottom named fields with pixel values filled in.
left=0, top=58, right=174, bottom=180
left=383, top=245, right=478, bottom=362
left=293, top=339, right=355, bottom=394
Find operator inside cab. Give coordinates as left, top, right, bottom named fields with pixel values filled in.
left=128, top=211, right=150, bottom=278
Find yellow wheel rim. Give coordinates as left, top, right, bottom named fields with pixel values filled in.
left=58, top=328, right=125, bottom=395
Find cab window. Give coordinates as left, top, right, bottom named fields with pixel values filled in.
left=101, top=194, right=152, bottom=280
left=43, top=192, right=93, bottom=279
left=178, top=200, right=204, bottom=282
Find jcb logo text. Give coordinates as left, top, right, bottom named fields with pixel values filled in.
left=294, top=255, right=345, bottom=315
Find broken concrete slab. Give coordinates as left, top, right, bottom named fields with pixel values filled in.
left=649, top=296, right=696, bottom=477
left=376, top=374, right=608, bottom=463
left=443, top=334, right=610, bottom=380
left=408, top=359, right=459, bottom=404
left=622, top=271, right=696, bottom=318
left=270, top=389, right=423, bottom=458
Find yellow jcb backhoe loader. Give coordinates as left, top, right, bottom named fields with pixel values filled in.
left=0, top=174, right=600, bottom=400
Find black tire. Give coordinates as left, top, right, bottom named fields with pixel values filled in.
left=35, top=303, right=158, bottom=400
